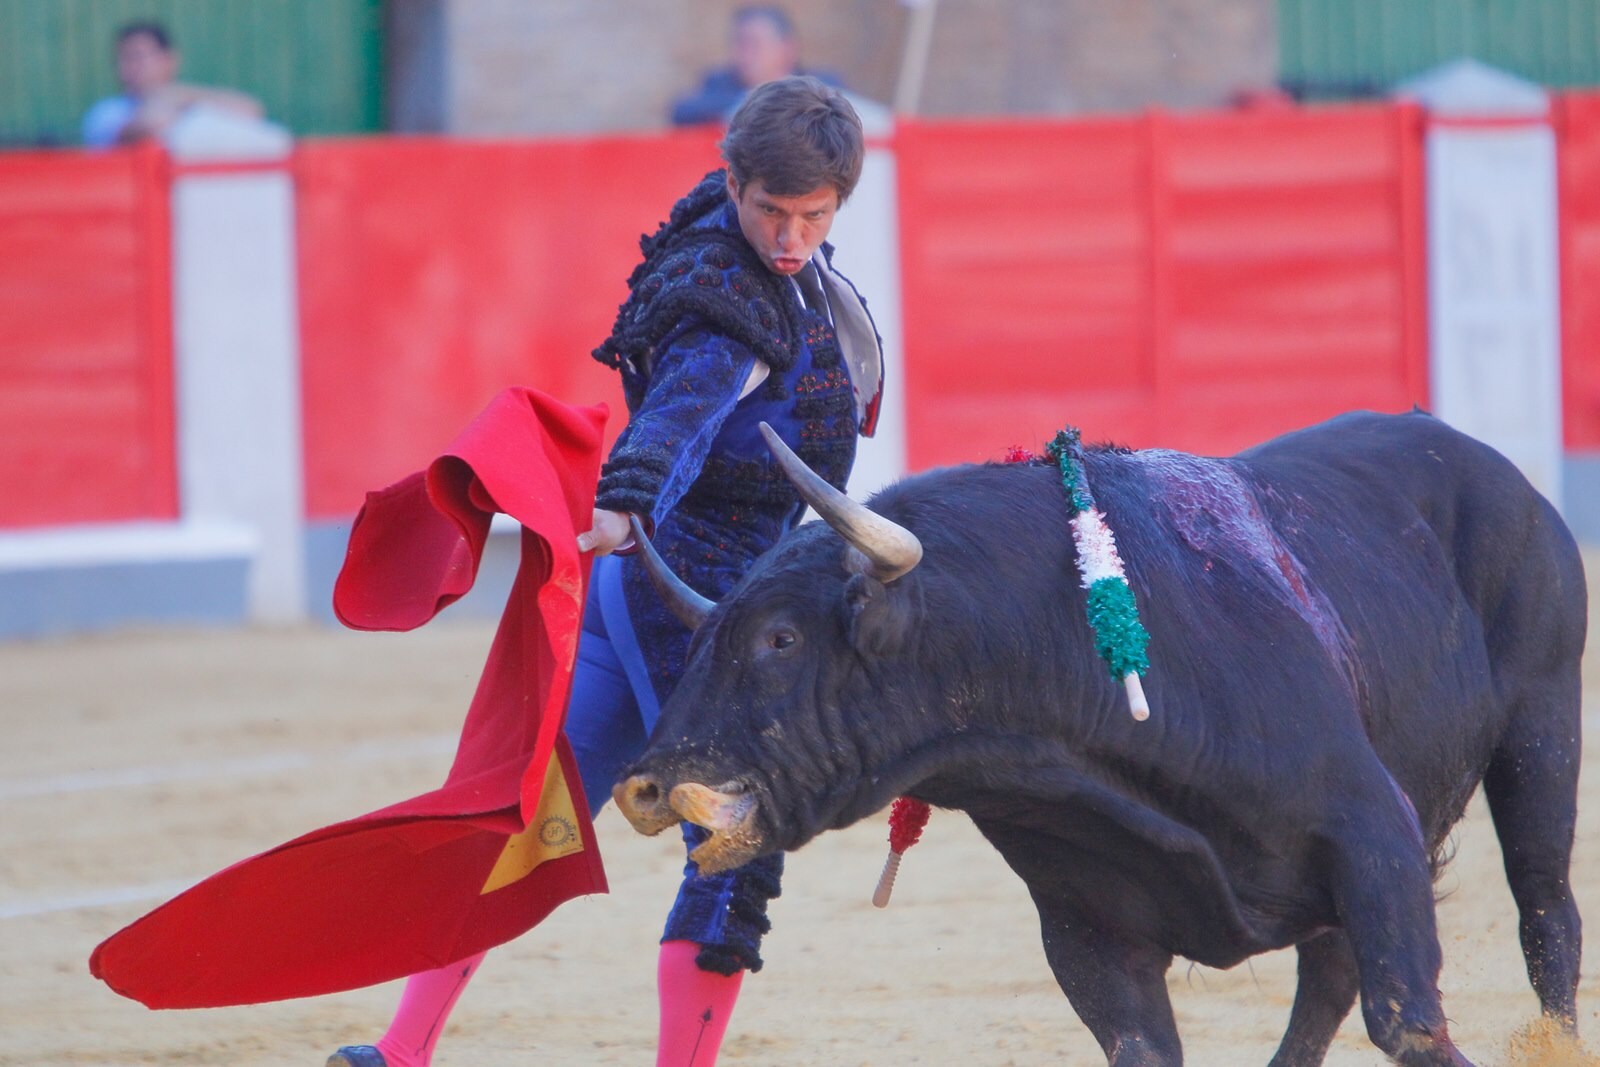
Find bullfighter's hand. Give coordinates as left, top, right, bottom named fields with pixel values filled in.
left=577, top=508, right=633, bottom=556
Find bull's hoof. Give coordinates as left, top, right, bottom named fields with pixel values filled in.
left=326, top=1047, right=387, bottom=1067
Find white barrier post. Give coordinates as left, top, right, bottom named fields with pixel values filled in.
left=1398, top=60, right=1564, bottom=508
left=168, top=111, right=307, bottom=623
left=828, top=99, right=907, bottom=500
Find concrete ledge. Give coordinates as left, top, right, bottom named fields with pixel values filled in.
left=0, top=521, right=255, bottom=639
left=1563, top=453, right=1600, bottom=543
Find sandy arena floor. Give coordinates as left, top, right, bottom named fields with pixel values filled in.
left=2, top=559, right=1598, bottom=1066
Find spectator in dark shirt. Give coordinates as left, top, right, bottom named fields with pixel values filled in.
left=670, top=6, right=842, bottom=126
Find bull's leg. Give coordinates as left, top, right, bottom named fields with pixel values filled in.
left=1482, top=690, right=1583, bottom=1030
left=1327, top=821, right=1472, bottom=1067
left=1268, top=929, right=1360, bottom=1067
left=1031, top=895, right=1182, bottom=1066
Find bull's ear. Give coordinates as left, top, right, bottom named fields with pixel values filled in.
left=844, top=572, right=915, bottom=655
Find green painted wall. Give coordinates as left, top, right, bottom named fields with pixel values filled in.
left=0, top=0, right=383, bottom=148
left=1280, top=0, right=1600, bottom=98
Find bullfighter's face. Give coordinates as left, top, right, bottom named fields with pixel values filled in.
left=727, top=174, right=839, bottom=276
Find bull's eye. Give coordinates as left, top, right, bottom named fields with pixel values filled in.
left=767, top=628, right=797, bottom=651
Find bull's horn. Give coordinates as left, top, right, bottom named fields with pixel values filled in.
left=629, top=515, right=714, bottom=629
left=758, top=422, right=922, bottom=582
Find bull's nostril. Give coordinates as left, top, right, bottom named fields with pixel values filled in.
left=613, top=775, right=683, bottom=837
left=617, top=777, right=656, bottom=809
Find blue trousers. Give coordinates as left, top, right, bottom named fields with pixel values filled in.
left=564, top=556, right=783, bottom=974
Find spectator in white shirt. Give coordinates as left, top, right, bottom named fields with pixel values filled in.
left=82, top=21, right=263, bottom=148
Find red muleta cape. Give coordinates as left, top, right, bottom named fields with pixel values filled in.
left=90, top=387, right=610, bottom=1008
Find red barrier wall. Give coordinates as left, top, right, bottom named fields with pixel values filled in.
left=295, top=132, right=722, bottom=520
left=0, top=146, right=176, bottom=528
left=896, top=104, right=1429, bottom=466
left=1558, top=92, right=1600, bottom=450
left=3, top=102, right=1591, bottom=546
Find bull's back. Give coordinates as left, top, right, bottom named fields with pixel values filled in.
left=1243, top=411, right=1585, bottom=835
left=1244, top=411, right=1583, bottom=653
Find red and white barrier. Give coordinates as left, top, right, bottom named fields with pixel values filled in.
left=4, top=90, right=1600, bottom=636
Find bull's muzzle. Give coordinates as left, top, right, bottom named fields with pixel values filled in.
left=613, top=774, right=679, bottom=835
left=612, top=775, right=764, bottom=874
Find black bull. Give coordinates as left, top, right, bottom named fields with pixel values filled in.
left=612, top=410, right=1586, bottom=1067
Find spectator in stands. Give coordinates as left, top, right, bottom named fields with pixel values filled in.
left=81, top=20, right=264, bottom=148
left=670, top=5, right=843, bottom=126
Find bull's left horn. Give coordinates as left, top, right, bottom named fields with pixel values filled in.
left=629, top=515, right=714, bottom=629
left=758, top=422, right=922, bottom=582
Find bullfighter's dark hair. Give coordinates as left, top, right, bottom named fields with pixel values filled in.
left=720, top=75, right=864, bottom=203
left=116, top=19, right=173, bottom=51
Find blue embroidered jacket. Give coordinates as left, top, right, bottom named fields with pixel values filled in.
left=592, top=170, right=882, bottom=705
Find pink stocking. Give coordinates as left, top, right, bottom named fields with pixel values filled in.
left=655, top=939, right=744, bottom=1067
left=372, top=950, right=487, bottom=1067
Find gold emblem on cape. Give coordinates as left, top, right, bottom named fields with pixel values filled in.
left=538, top=815, right=577, bottom=848
left=480, top=751, right=585, bottom=894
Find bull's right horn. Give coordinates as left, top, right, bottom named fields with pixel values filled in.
left=629, top=515, right=714, bottom=629
left=758, top=422, right=922, bottom=582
